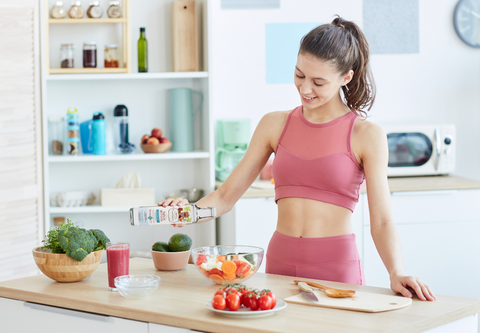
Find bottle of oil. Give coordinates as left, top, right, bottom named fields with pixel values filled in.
left=130, top=205, right=216, bottom=226
left=138, top=27, right=148, bottom=72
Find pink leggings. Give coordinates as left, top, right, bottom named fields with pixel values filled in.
left=266, top=231, right=365, bottom=285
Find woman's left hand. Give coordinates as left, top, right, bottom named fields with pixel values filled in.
left=390, top=274, right=436, bottom=301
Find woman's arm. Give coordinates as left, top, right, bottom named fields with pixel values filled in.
left=356, top=121, right=436, bottom=301
left=159, top=112, right=285, bottom=222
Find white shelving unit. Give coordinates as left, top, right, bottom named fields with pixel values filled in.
left=40, top=0, right=215, bottom=252
left=45, top=71, right=209, bottom=81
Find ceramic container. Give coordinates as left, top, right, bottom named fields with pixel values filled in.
left=151, top=250, right=190, bottom=271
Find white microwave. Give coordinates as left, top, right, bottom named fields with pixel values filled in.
left=380, top=125, right=455, bottom=177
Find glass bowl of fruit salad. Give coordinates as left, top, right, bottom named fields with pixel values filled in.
left=191, top=245, right=264, bottom=285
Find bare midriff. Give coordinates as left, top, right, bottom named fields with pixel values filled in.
left=276, top=197, right=353, bottom=238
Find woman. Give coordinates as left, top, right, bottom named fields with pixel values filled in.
left=159, top=16, right=435, bottom=301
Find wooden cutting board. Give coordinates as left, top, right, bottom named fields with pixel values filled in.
left=284, top=290, right=412, bottom=313
left=171, top=0, right=199, bottom=72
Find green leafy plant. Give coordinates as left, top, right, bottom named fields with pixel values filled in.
left=42, top=219, right=110, bottom=262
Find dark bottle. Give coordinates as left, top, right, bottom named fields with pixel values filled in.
left=138, top=27, right=148, bottom=72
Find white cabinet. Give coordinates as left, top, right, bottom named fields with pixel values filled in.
left=363, top=189, right=480, bottom=299
left=0, top=298, right=148, bottom=333
left=217, top=197, right=278, bottom=273
left=0, top=297, right=196, bottom=333
left=40, top=0, right=215, bottom=252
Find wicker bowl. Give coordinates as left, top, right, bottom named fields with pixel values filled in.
left=32, top=247, right=103, bottom=282
left=141, top=142, right=172, bottom=154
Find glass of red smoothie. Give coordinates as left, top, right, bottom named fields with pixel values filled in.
left=106, top=242, right=130, bottom=291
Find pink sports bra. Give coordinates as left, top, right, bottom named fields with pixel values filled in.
left=272, top=106, right=365, bottom=212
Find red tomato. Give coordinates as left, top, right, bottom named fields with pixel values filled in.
left=196, top=254, right=207, bottom=266
left=258, top=295, right=272, bottom=311
left=241, top=291, right=251, bottom=307
left=226, top=293, right=240, bottom=311
left=208, top=268, right=223, bottom=277
left=214, top=290, right=226, bottom=298
left=225, top=287, right=239, bottom=295
left=235, top=262, right=251, bottom=276
left=212, top=295, right=226, bottom=310
left=249, top=294, right=259, bottom=311
left=267, top=291, right=276, bottom=309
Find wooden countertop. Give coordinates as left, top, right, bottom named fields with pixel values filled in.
left=1, top=258, right=479, bottom=333
left=218, top=175, right=480, bottom=198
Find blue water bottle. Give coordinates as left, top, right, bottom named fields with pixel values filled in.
left=92, top=112, right=106, bottom=155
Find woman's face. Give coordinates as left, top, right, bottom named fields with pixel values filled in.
left=294, top=52, right=352, bottom=110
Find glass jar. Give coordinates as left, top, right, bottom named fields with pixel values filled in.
left=87, top=1, right=103, bottom=18
left=83, top=42, right=97, bottom=68
left=104, top=44, right=119, bottom=68
left=48, top=116, right=65, bottom=155
left=50, top=1, right=66, bottom=19
left=107, top=1, right=122, bottom=18
left=68, top=1, right=84, bottom=19
left=60, top=43, right=74, bottom=68
left=66, top=107, right=80, bottom=155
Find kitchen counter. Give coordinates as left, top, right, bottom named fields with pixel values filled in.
left=1, top=258, right=479, bottom=333
left=218, top=175, right=480, bottom=198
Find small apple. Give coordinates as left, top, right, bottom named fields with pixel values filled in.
left=151, top=128, right=163, bottom=139
left=159, top=137, right=170, bottom=144
left=141, top=134, right=150, bottom=144
left=146, top=137, right=160, bottom=145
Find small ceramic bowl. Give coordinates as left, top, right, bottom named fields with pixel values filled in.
left=151, top=250, right=190, bottom=271
left=141, top=142, right=172, bottom=153
left=114, top=275, right=161, bottom=300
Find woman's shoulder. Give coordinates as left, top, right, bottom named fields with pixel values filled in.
left=353, top=116, right=386, bottom=141
left=258, top=109, right=293, bottom=131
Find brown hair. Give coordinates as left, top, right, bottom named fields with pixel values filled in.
left=299, top=16, right=376, bottom=117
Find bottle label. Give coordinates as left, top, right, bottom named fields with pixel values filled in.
left=131, top=205, right=195, bottom=225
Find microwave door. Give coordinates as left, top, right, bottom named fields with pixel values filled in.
left=387, top=132, right=433, bottom=176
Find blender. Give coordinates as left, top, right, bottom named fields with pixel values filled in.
left=215, top=119, right=251, bottom=181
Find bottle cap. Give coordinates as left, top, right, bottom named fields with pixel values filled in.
left=140, top=27, right=145, bottom=32
left=114, top=104, right=128, bottom=117
left=93, top=112, right=105, bottom=120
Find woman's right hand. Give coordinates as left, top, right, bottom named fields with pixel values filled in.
left=157, top=197, right=190, bottom=228
left=157, top=197, right=189, bottom=207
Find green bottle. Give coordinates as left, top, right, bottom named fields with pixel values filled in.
left=138, top=27, right=148, bottom=72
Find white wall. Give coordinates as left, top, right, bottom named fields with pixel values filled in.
left=209, top=0, right=480, bottom=180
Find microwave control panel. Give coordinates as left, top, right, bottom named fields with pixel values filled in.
left=440, top=125, right=455, bottom=174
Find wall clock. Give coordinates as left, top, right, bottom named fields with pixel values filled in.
left=454, top=0, right=480, bottom=47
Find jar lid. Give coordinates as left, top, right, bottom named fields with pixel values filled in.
left=48, top=116, right=64, bottom=122
left=114, top=104, right=128, bottom=117
left=72, top=1, right=82, bottom=6
left=83, top=42, right=97, bottom=45
left=89, top=1, right=100, bottom=6
left=60, top=43, right=74, bottom=48
left=55, top=1, right=64, bottom=6
left=109, top=1, right=120, bottom=5
left=105, top=44, right=118, bottom=48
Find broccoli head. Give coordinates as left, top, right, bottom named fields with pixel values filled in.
left=90, top=229, right=110, bottom=251
left=239, top=252, right=255, bottom=265
left=58, top=228, right=97, bottom=262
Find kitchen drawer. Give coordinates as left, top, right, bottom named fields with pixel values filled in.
left=363, top=189, right=480, bottom=225
left=0, top=297, right=148, bottom=333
